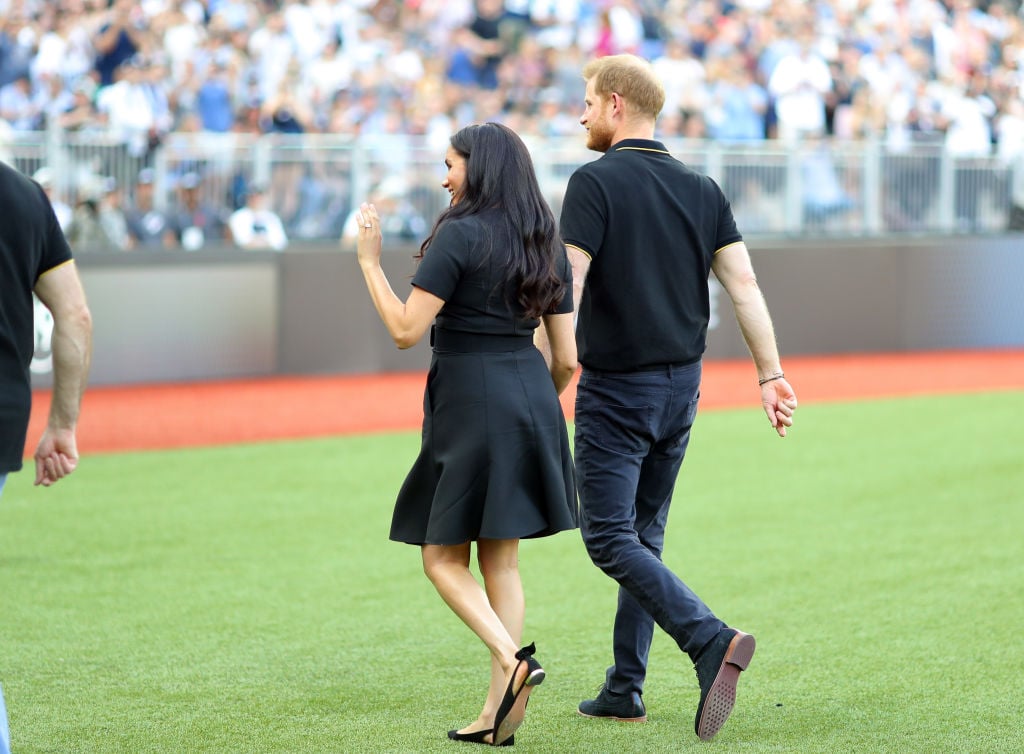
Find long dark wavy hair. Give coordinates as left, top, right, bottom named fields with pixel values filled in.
left=417, top=122, right=567, bottom=320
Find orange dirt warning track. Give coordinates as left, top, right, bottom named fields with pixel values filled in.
left=25, top=349, right=1024, bottom=455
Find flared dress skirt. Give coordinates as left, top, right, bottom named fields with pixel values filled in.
left=389, top=344, right=578, bottom=545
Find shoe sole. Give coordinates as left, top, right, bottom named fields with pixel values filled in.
left=493, top=667, right=545, bottom=745
left=696, top=631, right=756, bottom=741
left=576, top=709, right=648, bottom=723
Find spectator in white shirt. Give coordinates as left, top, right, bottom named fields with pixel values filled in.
left=940, top=72, right=995, bottom=158
left=96, top=57, right=159, bottom=158
left=248, top=11, right=296, bottom=102
left=938, top=69, right=996, bottom=230
left=652, top=37, right=707, bottom=126
left=229, top=184, right=288, bottom=251
left=32, top=167, right=73, bottom=232
left=0, top=74, right=42, bottom=130
left=997, top=97, right=1024, bottom=231
left=768, top=29, right=833, bottom=142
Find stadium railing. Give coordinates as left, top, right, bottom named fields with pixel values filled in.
left=2, top=129, right=1017, bottom=239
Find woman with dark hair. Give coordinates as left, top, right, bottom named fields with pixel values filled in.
left=353, top=122, right=577, bottom=747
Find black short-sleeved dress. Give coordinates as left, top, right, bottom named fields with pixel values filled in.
left=389, top=209, right=578, bottom=546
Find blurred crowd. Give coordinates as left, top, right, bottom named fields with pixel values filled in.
left=2, top=0, right=1024, bottom=247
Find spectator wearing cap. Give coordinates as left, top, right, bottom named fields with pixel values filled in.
left=66, top=180, right=118, bottom=252
left=228, top=184, right=288, bottom=251
left=168, top=172, right=228, bottom=251
left=125, top=169, right=176, bottom=249
left=97, top=177, right=132, bottom=251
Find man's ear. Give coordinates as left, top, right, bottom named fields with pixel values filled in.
left=609, top=92, right=625, bottom=117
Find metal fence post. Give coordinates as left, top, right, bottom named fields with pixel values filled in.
left=937, top=150, right=956, bottom=233
left=44, top=121, right=68, bottom=196
left=785, top=145, right=803, bottom=233
left=254, top=135, right=273, bottom=188
left=863, top=138, right=882, bottom=235
left=349, top=137, right=370, bottom=218
left=152, top=145, right=169, bottom=212
left=704, top=141, right=722, bottom=185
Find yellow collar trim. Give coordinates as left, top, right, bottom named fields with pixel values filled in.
left=614, top=146, right=670, bottom=155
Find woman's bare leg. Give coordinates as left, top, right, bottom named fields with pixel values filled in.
left=477, top=538, right=525, bottom=722
left=422, top=541, right=519, bottom=737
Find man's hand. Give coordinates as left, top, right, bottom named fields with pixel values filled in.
left=34, top=427, right=80, bottom=486
left=761, top=378, right=797, bottom=437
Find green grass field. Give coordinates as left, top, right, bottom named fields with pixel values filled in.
left=2, top=391, right=1022, bottom=753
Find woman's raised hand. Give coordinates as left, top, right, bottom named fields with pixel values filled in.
left=355, top=202, right=382, bottom=267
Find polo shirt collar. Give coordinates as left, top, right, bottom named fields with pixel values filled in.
left=610, top=138, right=669, bottom=154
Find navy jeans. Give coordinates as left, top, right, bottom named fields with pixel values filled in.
left=574, top=363, right=724, bottom=696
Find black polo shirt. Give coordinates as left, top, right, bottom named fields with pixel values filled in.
left=559, top=138, right=743, bottom=372
left=0, top=161, right=73, bottom=472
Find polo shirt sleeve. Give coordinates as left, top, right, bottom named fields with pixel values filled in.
left=711, top=179, right=743, bottom=251
left=553, top=247, right=574, bottom=314
left=411, top=221, right=467, bottom=302
left=558, top=169, right=605, bottom=261
left=36, top=185, right=73, bottom=281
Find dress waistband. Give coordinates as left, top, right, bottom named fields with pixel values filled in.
left=431, top=327, right=534, bottom=353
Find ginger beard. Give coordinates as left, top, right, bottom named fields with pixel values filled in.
left=583, top=87, right=616, bottom=154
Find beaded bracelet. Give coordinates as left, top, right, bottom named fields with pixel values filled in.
left=758, top=373, right=785, bottom=386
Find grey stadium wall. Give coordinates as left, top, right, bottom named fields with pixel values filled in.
left=29, top=235, right=1024, bottom=388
